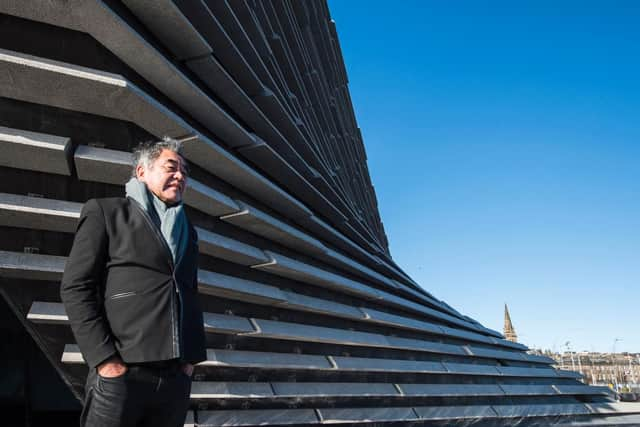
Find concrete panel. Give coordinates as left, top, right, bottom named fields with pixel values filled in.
left=498, top=366, right=559, bottom=378
left=202, top=312, right=255, bottom=334
left=252, top=318, right=390, bottom=347
left=180, top=136, right=313, bottom=220
left=443, top=362, right=501, bottom=376
left=0, top=49, right=191, bottom=139
left=440, top=325, right=495, bottom=346
left=74, top=145, right=131, bottom=185
left=500, top=384, right=557, bottom=395
left=587, top=402, right=640, bottom=414
left=333, top=356, right=446, bottom=373
left=122, top=0, right=212, bottom=60
left=197, top=270, right=286, bottom=306
left=318, top=407, right=416, bottom=423
left=202, top=349, right=332, bottom=370
left=361, top=307, right=444, bottom=335
left=221, top=201, right=326, bottom=255
left=492, top=404, right=590, bottom=417
left=466, top=345, right=529, bottom=363
left=523, top=353, right=556, bottom=364
left=190, top=382, right=273, bottom=398
left=0, top=50, right=311, bottom=229
left=324, top=248, right=400, bottom=290
left=61, top=344, right=84, bottom=364
left=386, top=336, right=467, bottom=356
left=196, top=227, right=269, bottom=266
left=0, top=1, right=252, bottom=147
left=0, top=250, right=65, bottom=281
left=556, top=369, right=584, bottom=379
left=0, top=193, right=81, bottom=233
left=554, top=385, right=612, bottom=396
left=27, top=301, right=68, bottom=324
left=272, top=382, right=398, bottom=397
left=184, top=411, right=194, bottom=427
left=414, top=405, right=497, bottom=420
left=255, top=250, right=379, bottom=299
left=399, top=384, right=504, bottom=397
left=282, top=291, right=365, bottom=319
left=198, top=409, right=319, bottom=426
left=0, top=126, right=72, bottom=175
left=183, top=180, right=240, bottom=218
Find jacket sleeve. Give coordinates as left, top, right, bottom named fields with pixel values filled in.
left=60, top=199, right=117, bottom=369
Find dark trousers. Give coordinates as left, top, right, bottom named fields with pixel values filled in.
left=81, top=363, right=192, bottom=427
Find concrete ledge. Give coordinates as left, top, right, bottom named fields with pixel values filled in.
left=74, top=145, right=131, bottom=185
left=0, top=250, right=65, bottom=281
left=122, top=0, right=211, bottom=61
left=0, top=48, right=191, bottom=139
left=318, top=407, right=416, bottom=423
left=190, top=382, right=273, bottom=398
left=198, top=270, right=286, bottom=306
left=183, top=180, right=240, bottom=218
left=492, top=403, right=591, bottom=417
left=256, top=250, right=380, bottom=300
left=0, top=192, right=81, bottom=233
left=196, top=227, right=268, bottom=266
left=221, top=201, right=326, bottom=255
left=27, top=301, right=68, bottom=324
left=414, top=405, right=497, bottom=420
left=399, top=384, right=504, bottom=397
left=197, top=409, right=319, bottom=426
left=0, top=126, right=72, bottom=175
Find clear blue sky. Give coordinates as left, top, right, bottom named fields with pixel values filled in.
left=328, top=0, right=640, bottom=353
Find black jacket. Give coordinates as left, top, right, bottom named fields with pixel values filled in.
left=60, top=197, right=207, bottom=369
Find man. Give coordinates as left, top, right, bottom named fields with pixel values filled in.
left=61, top=138, right=206, bottom=427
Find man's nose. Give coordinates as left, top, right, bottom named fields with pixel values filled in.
left=173, top=169, right=186, bottom=180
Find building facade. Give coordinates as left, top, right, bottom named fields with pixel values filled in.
left=0, top=1, right=633, bottom=426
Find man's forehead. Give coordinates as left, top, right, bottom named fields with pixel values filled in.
left=157, top=150, right=185, bottom=164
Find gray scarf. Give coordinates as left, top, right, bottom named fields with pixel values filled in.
left=125, top=177, right=189, bottom=266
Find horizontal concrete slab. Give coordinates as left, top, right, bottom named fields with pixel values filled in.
left=332, top=356, right=446, bottom=373
left=255, top=250, right=379, bottom=300
left=500, top=384, right=557, bottom=396
left=318, top=407, right=416, bottom=423
left=202, top=349, right=333, bottom=370
left=281, top=291, right=365, bottom=320
left=554, top=385, right=613, bottom=396
left=251, top=318, right=390, bottom=347
left=399, top=383, right=504, bottom=397
left=197, top=409, right=319, bottom=426
left=492, top=403, right=590, bottom=417
left=0, top=250, right=65, bottom=281
left=202, top=312, right=255, bottom=334
left=497, top=366, right=559, bottom=378
left=0, top=125, right=72, bottom=175
left=443, top=362, right=502, bottom=376
left=74, top=145, right=131, bottom=185
left=27, top=301, right=68, bottom=324
left=271, top=382, right=398, bottom=397
left=196, top=227, right=269, bottom=266
left=0, top=192, right=80, bottom=233
left=414, top=405, right=497, bottom=420
left=197, top=270, right=286, bottom=306
left=190, top=382, right=273, bottom=398
left=221, top=201, right=326, bottom=255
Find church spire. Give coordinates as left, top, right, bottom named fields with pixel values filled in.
left=503, top=304, right=518, bottom=342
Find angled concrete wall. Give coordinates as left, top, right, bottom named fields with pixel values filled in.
left=0, top=2, right=630, bottom=426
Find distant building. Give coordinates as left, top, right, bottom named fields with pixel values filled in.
left=531, top=349, right=640, bottom=389
left=503, top=304, right=518, bottom=342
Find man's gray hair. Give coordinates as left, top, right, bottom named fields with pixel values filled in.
left=132, top=137, right=185, bottom=176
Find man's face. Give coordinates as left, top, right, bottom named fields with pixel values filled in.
left=136, top=149, right=188, bottom=205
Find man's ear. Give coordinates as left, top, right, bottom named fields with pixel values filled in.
left=135, top=164, right=146, bottom=181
